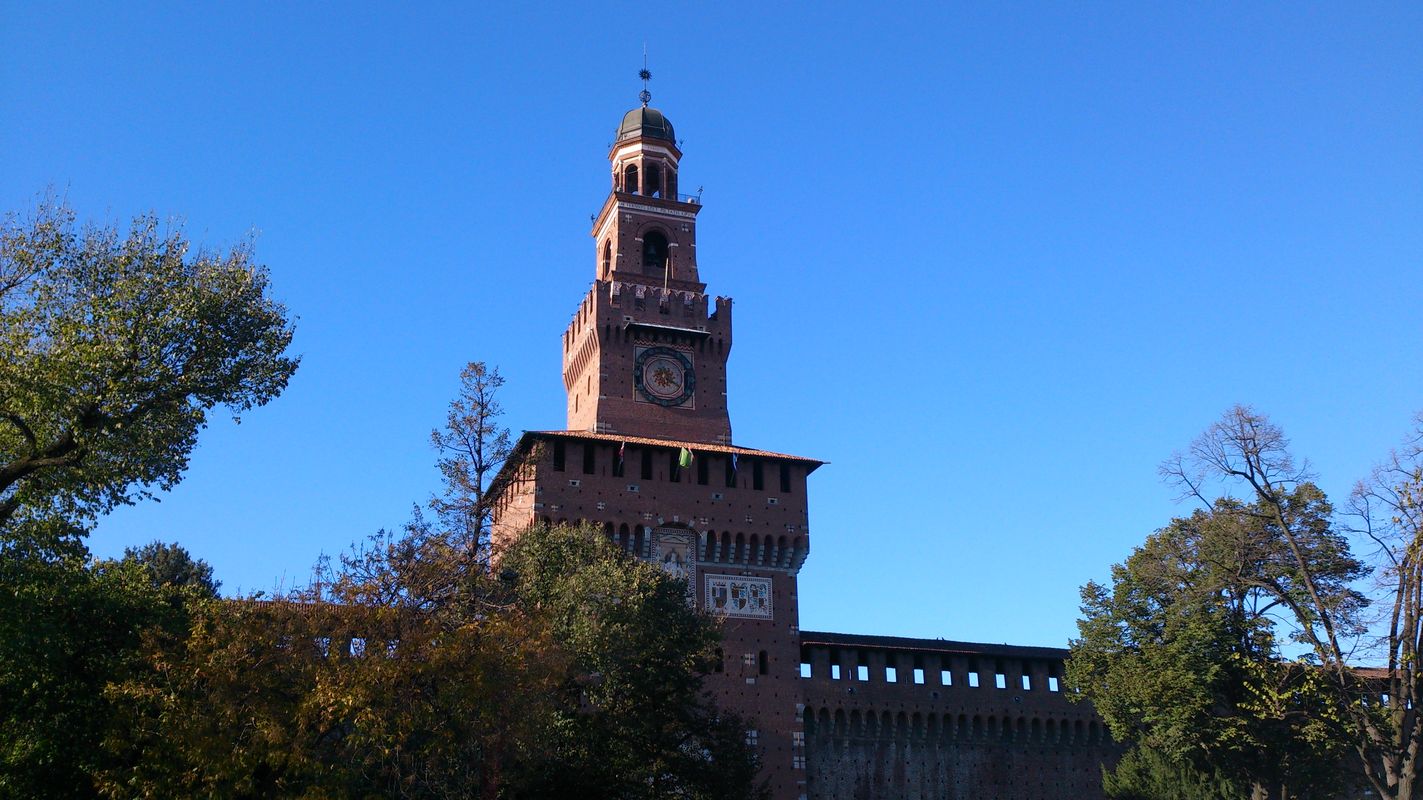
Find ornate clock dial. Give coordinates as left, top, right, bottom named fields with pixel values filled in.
left=634, top=346, right=695, bottom=407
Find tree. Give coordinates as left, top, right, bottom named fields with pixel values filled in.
left=0, top=198, right=298, bottom=530
left=1101, top=747, right=1244, bottom=800
left=1345, top=414, right=1423, bottom=798
left=112, top=540, right=220, bottom=597
left=101, top=363, right=763, bottom=798
left=497, top=524, right=766, bottom=800
left=1068, top=504, right=1352, bottom=799
left=0, top=520, right=194, bottom=799
left=429, top=361, right=511, bottom=550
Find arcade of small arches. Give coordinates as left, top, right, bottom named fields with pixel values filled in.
left=803, top=707, right=1111, bottom=747
left=533, top=517, right=809, bottom=572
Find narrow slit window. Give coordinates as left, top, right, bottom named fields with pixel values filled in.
left=779, top=463, right=791, bottom=493
left=753, top=460, right=764, bottom=491
left=641, top=450, right=653, bottom=480
left=552, top=441, right=566, bottom=472
left=758, top=650, right=768, bottom=675
left=697, top=456, right=709, bottom=485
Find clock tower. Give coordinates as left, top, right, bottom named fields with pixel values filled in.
left=563, top=88, right=733, bottom=444
left=490, top=80, right=818, bottom=800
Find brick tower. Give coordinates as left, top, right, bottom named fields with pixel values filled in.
left=489, top=82, right=818, bottom=800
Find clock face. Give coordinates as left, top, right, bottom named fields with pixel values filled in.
left=634, top=346, right=695, bottom=407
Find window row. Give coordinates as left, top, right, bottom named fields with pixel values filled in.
left=799, top=649, right=1062, bottom=693
left=549, top=440, right=796, bottom=492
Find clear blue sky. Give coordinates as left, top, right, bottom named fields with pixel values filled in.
left=3, top=2, right=1420, bottom=649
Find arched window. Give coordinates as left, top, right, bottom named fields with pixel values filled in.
left=645, top=162, right=662, bottom=197
left=624, top=164, right=639, bottom=194
left=601, top=239, right=611, bottom=276
left=642, top=230, right=668, bottom=275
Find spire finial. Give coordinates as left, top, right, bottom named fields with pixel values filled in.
left=638, top=45, right=652, bottom=107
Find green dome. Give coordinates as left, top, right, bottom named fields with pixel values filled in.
left=617, top=106, right=676, bottom=144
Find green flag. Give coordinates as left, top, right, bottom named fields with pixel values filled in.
left=678, top=447, right=693, bottom=468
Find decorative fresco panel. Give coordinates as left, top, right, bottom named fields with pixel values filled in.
left=704, top=573, right=773, bottom=620
left=652, top=529, right=696, bottom=601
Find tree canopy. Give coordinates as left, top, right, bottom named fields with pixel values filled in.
left=1070, top=405, right=1423, bottom=800
left=0, top=199, right=298, bottom=530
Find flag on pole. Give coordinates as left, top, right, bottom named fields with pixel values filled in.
left=618, top=441, right=626, bottom=468
left=730, top=452, right=738, bottom=473
left=678, top=447, right=694, bottom=468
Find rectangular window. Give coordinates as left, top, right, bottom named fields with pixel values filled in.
left=552, top=441, right=566, bottom=472
left=697, top=455, right=709, bottom=485
left=641, top=450, right=653, bottom=480
left=913, top=668, right=925, bottom=685
left=745, top=729, right=758, bottom=747
left=885, top=667, right=897, bottom=683
left=792, top=731, right=805, bottom=747
left=995, top=673, right=1007, bottom=690
left=752, top=460, right=765, bottom=490
left=856, top=665, right=869, bottom=681
left=792, top=754, right=806, bottom=769
left=831, top=664, right=841, bottom=680
left=1048, top=676, right=1060, bottom=692
left=940, top=669, right=952, bottom=686
left=1021, top=674, right=1032, bottom=691
left=968, top=671, right=979, bottom=688
left=582, top=443, right=596, bottom=475
left=799, top=662, right=812, bottom=678
left=779, top=463, right=791, bottom=493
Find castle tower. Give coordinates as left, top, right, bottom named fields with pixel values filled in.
left=562, top=88, right=733, bottom=444
left=490, top=79, right=819, bottom=800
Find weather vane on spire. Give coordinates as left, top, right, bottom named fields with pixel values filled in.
left=639, top=45, right=652, bottom=107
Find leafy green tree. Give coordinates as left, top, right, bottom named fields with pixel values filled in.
left=111, top=540, right=220, bottom=597
left=0, top=196, right=296, bottom=798
left=1101, top=747, right=1243, bottom=800
left=0, top=520, right=190, bottom=799
left=498, top=524, right=766, bottom=800
left=1069, top=504, right=1352, bottom=799
left=0, top=199, right=298, bottom=529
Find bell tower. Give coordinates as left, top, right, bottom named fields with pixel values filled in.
left=562, top=76, right=734, bottom=444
